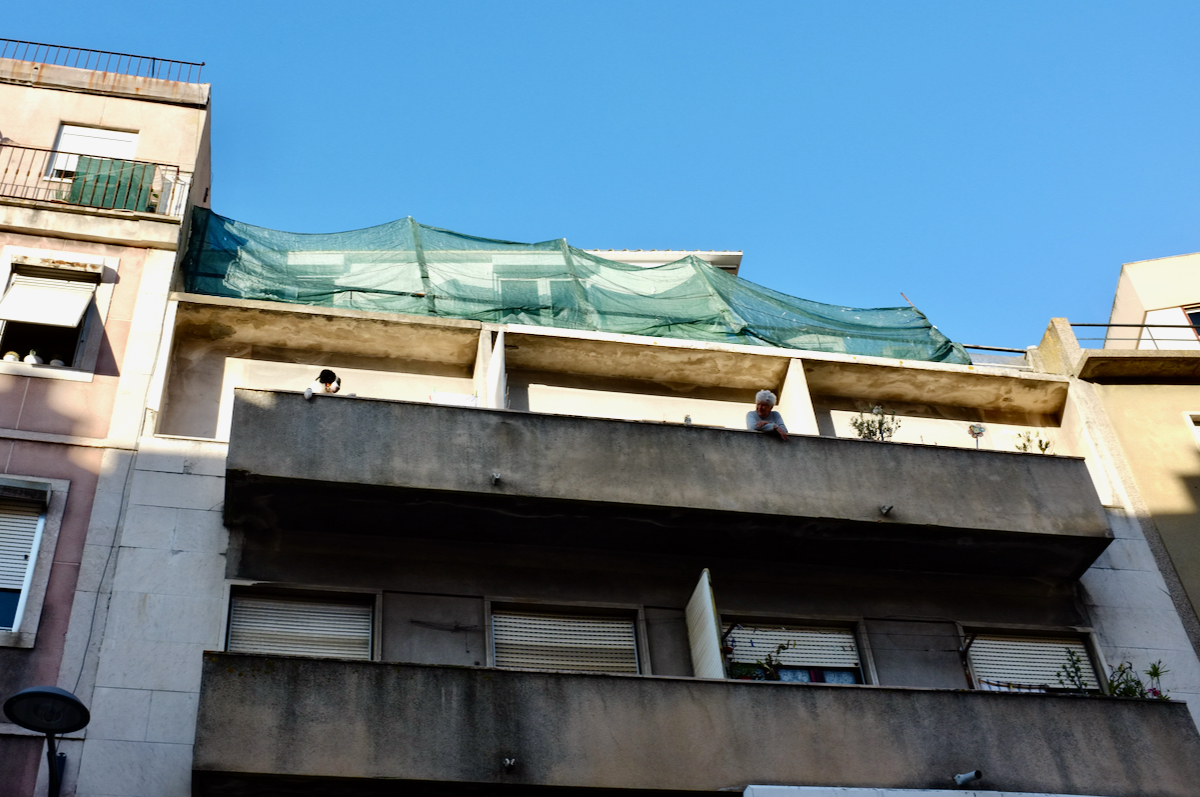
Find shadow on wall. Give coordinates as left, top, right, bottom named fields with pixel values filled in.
left=0, top=375, right=82, bottom=796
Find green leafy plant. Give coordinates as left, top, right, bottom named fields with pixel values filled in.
left=1056, top=648, right=1091, bottom=691
left=850, top=405, right=901, bottom=442
left=757, top=641, right=794, bottom=681
left=1016, top=431, right=1053, bottom=454
left=1107, top=660, right=1170, bottom=699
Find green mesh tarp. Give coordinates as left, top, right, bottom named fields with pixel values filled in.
left=181, top=208, right=969, bottom=364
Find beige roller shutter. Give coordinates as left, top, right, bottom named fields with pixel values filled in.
left=0, top=276, right=96, bottom=327
left=968, top=635, right=1097, bottom=691
left=228, top=596, right=373, bottom=659
left=0, top=500, right=41, bottom=592
left=728, top=625, right=860, bottom=669
left=492, top=611, right=639, bottom=673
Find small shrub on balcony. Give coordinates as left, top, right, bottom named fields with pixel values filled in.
left=850, top=405, right=901, bottom=442
left=1016, top=431, right=1053, bottom=454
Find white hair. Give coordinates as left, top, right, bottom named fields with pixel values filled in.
left=755, top=389, right=777, bottom=406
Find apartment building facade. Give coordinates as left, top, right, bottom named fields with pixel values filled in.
left=4, top=40, right=1200, bottom=797
left=0, top=41, right=210, bottom=795
left=30, top=207, right=1195, bottom=796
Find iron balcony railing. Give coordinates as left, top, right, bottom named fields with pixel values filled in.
left=0, top=144, right=192, bottom=217
left=1072, top=322, right=1200, bottom=350
left=0, top=39, right=204, bottom=83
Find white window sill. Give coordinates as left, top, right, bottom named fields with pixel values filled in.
left=0, top=361, right=93, bottom=382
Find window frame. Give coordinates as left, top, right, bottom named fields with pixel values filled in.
left=720, top=613, right=876, bottom=686
left=46, top=124, right=140, bottom=182
left=222, top=582, right=383, bottom=661
left=957, top=622, right=1107, bottom=694
left=484, top=596, right=652, bottom=675
left=0, top=475, right=69, bottom=649
left=0, top=246, right=119, bottom=381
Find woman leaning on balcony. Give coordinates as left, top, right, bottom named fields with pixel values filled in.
left=747, top=389, right=788, bottom=441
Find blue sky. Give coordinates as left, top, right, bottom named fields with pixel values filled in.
left=7, top=2, right=1199, bottom=349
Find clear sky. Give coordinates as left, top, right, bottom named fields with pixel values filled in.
left=6, top=2, right=1199, bottom=349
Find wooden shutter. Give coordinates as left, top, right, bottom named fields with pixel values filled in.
left=0, top=500, right=42, bottom=591
left=228, top=596, right=373, bottom=659
left=685, top=569, right=726, bottom=679
left=492, top=611, right=639, bottom=673
left=727, top=625, right=860, bottom=669
left=968, top=635, right=1097, bottom=691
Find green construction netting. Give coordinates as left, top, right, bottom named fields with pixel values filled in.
left=181, top=208, right=969, bottom=364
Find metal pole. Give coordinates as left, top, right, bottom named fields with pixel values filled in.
left=46, top=732, right=62, bottom=797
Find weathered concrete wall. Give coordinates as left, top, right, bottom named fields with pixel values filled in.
left=0, top=66, right=209, bottom=161
left=1096, top=383, right=1200, bottom=618
left=227, top=390, right=1111, bottom=578
left=195, top=654, right=1200, bottom=797
left=237, top=530, right=1087, bottom=686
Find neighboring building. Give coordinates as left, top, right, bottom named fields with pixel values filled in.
left=0, top=41, right=210, bottom=794
left=49, top=207, right=1200, bottom=796
left=1044, top=253, right=1200, bottom=658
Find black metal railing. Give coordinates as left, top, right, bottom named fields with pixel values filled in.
left=0, top=144, right=192, bottom=216
left=0, top=39, right=204, bottom=83
left=1072, top=322, right=1200, bottom=350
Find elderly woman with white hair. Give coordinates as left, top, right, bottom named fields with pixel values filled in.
left=747, top=389, right=788, bottom=440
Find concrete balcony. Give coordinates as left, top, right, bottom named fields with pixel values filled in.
left=193, top=653, right=1200, bottom=797
left=224, top=389, right=1112, bottom=578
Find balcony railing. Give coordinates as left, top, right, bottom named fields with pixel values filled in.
left=0, top=145, right=191, bottom=216
left=194, top=653, right=1200, bottom=797
left=0, top=39, right=204, bottom=83
left=225, top=389, right=1112, bottom=579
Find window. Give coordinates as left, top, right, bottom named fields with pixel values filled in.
left=0, top=258, right=101, bottom=368
left=491, top=610, right=640, bottom=674
left=227, top=592, right=374, bottom=660
left=48, top=125, right=139, bottom=180
left=726, top=624, right=864, bottom=684
left=0, top=498, right=45, bottom=632
left=0, top=475, right=63, bottom=648
left=966, top=634, right=1099, bottom=692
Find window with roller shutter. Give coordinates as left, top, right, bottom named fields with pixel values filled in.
left=966, top=634, right=1099, bottom=692
left=491, top=610, right=640, bottom=674
left=727, top=624, right=863, bottom=684
left=227, top=594, right=374, bottom=660
left=0, top=499, right=45, bottom=632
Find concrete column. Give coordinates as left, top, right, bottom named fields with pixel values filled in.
left=776, top=358, right=818, bottom=436
left=472, top=329, right=493, bottom=401
left=485, top=330, right=507, bottom=409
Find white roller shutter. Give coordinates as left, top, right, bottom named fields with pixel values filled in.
left=685, top=568, right=726, bottom=679
left=51, top=126, right=139, bottom=175
left=0, top=500, right=43, bottom=632
left=968, top=635, right=1097, bottom=691
left=228, top=596, right=373, bottom=659
left=0, top=500, right=41, bottom=590
left=492, top=611, right=639, bottom=673
left=0, top=276, right=96, bottom=327
left=728, top=625, right=860, bottom=669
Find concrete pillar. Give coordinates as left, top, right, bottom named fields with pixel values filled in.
left=1036, top=318, right=1083, bottom=376
left=776, top=358, right=819, bottom=436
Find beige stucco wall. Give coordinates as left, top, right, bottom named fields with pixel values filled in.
left=1108, top=254, right=1200, bottom=348
left=1097, top=383, right=1200, bottom=617
left=0, top=81, right=207, bottom=170
left=160, top=339, right=475, bottom=440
